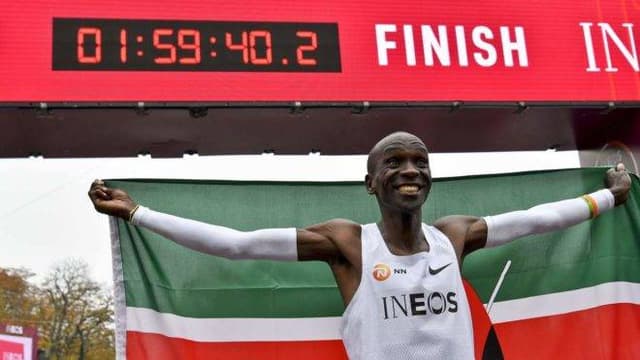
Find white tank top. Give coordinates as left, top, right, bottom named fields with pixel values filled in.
left=341, top=223, right=475, bottom=360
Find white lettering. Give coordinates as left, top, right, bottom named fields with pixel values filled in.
left=421, top=25, right=450, bottom=66
left=580, top=22, right=601, bottom=72
left=375, top=23, right=528, bottom=68
left=375, top=24, right=397, bottom=66
left=403, top=25, right=417, bottom=66
left=500, top=26, right=528, bottom=66
left=599, top=22, right=639, bottom=72
left=455, top=25, right=469, bottom=66
left=3, top=353, right=23, bottom=360
left=472, top=26, right=497, bottom=66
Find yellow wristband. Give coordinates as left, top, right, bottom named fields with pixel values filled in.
left=128, top=204, right=140, bottom=222
left=580, top=195, right=599, bottom=219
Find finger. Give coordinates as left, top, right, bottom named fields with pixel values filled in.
left=91, top=179, right=106, bottom=190
left=95, top=189, right=111, bottom=200
left=616, top=163, right=626, bottom=172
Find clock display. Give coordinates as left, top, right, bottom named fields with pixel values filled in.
left=52, top=18, right=341, bottom=72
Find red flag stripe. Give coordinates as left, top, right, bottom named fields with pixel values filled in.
left=495, top=303, right=640, bottom=359
left=127, top=332, right=348, bottom=359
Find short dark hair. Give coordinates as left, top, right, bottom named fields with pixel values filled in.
left=366, top=132, right=426, bottom=174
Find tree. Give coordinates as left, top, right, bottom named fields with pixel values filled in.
left=39, top=259, right=114, bottom=360
left=0, top=266, right=39, bottom=326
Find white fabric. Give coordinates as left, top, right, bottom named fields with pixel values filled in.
left=484, top=189, right=615, bottom=247
left=109, top=216, right=127, bottom=360
left=131, top=206, right=297, bottom=260
left=126, top=307, right=342, bottom=341
left=341, top=223, right=474, bottom=360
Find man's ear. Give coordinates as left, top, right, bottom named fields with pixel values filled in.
left=365, top=174, right=375, bottom=194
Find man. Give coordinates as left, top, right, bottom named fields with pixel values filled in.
left=89, top=132, right=631, bottom=359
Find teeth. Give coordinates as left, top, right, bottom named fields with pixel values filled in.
left=398, top=185, right=419, bottom=194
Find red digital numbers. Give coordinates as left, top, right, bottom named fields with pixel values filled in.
left=226, top=30, right=273, bottom=65
left=225, top=31, right=249, bottom=63
left=77, top=27, right=102, bottom=64
left=120, top=29, right=127, bottom=63
left=296, top=31, right=318, bottom=66
left=153, top=29, right=177, bottom=64
left=178, top=30, right=201, bottom=64
left=153, top=29, right=202, bottom=64
left=249, top=31, right=272, bottom=65
left=72, top=23, right=322, bottom=69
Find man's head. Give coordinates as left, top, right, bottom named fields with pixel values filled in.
left=365, top=132, right=432, bottom=212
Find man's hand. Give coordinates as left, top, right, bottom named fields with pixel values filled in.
left=88, top=180, right=137, bottom=220
left=606, top=163, right=632, bottom=206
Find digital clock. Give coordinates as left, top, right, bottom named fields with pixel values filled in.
left=52, top=18, right=341, bottom=72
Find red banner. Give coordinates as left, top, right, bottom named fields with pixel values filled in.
left=0, top=339, right=23, bottom=360
left=1, top=0, right=639, bottom=101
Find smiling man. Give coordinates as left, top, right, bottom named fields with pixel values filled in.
left=89, top=131, right=631, bottom=360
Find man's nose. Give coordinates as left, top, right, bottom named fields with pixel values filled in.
left=400, top=162, right=420, bottom=177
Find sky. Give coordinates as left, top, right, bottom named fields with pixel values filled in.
left=0, top=151, right=580, bottom=286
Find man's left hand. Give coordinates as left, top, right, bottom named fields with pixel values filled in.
left=606, top=163, right=632, bottom=206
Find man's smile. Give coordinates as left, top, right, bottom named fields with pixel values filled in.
left=396, top=184, right=422, bottom=195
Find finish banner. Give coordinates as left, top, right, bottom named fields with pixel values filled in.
left=109, top=168, right=640, bottom=359
left=1, top=0, right=639, bottom=101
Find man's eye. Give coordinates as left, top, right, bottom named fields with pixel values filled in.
left=416, top=159, right=428, bottom=168
left=387, top=158, right=399, bottom=167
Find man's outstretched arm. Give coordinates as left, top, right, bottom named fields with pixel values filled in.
left=88, top=180, right=353, bottom=263
left=436, top=164, right=632, bottom=259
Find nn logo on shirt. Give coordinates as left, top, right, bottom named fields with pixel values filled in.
left=373, top=263, right=392, bottom=281
left=373, top=263, right=408, bottom=281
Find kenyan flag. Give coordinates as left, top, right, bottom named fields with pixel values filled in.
left=108, top=168, right=640, bottom=359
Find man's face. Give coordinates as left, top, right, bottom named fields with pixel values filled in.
left=366, top=133, right=432, bottom=212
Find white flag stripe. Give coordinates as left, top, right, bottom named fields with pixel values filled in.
left=127, top=307, right=342, bottom=342
left=490, top=281, right=640, bottom=324
left=127, top=281, right=640, bottom=342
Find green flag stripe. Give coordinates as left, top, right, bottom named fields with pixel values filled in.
left=122, top=256, right=640, bottom=318
left=470, top=257, right=640, bottom=304
left=124, top=279, right=344, bottom=318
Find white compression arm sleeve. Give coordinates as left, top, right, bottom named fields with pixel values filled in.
left=483, top=189, right=615, bottom=248
left=130, top=206, right=298, bottom=261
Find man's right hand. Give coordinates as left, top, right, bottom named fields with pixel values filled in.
left=88, top=180, right=137, bottom=220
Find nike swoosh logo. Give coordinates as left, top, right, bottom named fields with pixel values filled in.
left=428, top=262, right=452, bottom=275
